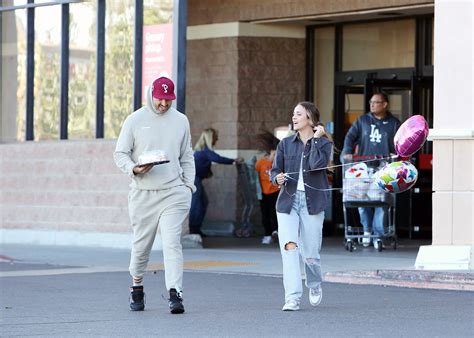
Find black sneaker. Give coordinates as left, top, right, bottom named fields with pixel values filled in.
left=168, top=288, right=184, bottom=314
left=129, top=286, right=145, bottom=311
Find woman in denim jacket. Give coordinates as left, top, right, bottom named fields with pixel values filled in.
left=270, top=101, right=332, bottom=311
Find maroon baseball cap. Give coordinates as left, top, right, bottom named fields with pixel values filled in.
left=151, top=77, right=176, bottom=100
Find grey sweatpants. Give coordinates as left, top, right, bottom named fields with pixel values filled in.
left=128, top=185, right=191, bottom=291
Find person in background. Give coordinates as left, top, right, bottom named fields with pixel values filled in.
left=340, top=92, right=401, bottom=250
left=271, top=101, right=333, bottom=311
left=114, top=76, right=194, bottom=314
left=255, top=131, right=280, bottom=244
left=189, top=128, right=243, bottom=237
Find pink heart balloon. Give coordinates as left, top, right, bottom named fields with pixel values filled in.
left=394, top=115, right=429, bottom=157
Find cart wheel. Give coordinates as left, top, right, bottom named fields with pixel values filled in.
left=234, top=229, right=243, bottom=238
left=348, top=241, right=354, bottom=252
left=377, top=240, right=383, bottom=252
left=344, top=239, right=351, bottom=251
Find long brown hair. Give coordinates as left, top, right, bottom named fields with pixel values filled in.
left=298, top=101, right=338, bottom=172
left=297, top=101, right=334, bottom=143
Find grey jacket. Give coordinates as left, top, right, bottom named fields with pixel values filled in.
left=270, top=133, right=332, bottom=215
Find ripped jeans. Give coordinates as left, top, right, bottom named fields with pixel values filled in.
left=277, top=190, right=324, bottom=302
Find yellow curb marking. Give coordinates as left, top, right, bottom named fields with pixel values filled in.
left=147, top=260, right=256, bottom=271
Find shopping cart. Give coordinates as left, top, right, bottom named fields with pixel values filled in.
left=341, top=156, right=397, bottom=252
left=234, top=160, right=257, bottom=238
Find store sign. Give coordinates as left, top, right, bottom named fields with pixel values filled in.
left=142, top=24, right=173, bottom=103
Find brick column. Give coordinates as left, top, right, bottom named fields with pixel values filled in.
left=186, top=22, right=305, bottom=224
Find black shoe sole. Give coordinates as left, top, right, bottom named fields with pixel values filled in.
left=170, top=306, right=185, bottom=314
left=130, top=304, right=145, bottom=311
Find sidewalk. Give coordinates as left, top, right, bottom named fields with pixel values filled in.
left=1, top=237, right=472, bottom=291
left=199, top=237, right=474, bottom=292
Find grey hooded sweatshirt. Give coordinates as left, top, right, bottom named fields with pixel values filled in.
left=114, top=80, right=196, bottom=192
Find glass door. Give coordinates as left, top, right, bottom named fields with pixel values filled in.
left=332, top=85, right=366, bottom=235
left=364, top=79, right=413, bottom=238
left=334, top=76, right=433, bottom=239
left=364, top=77, right=433, bottom=239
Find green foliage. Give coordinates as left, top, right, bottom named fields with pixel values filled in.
left=34, top=45, right=61, bottom=140
left=104, top=0, right=134, bottom=139
left=144, top=0, right=173, bottom=25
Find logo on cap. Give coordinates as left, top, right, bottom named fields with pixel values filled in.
left=152, top=77, right=176, bottom=100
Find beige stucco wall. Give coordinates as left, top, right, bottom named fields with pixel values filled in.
left=188, top=0, right=434, bottom=25
left=431, top=140, right=473, bottom=245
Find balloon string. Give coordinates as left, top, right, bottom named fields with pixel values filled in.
left=283, top=154, right=398, bottom=176
left=280, top=154, right=398, bottom=192
left=282, top=174, right=341, bottom=192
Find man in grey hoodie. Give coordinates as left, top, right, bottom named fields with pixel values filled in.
left=114, top=76, right=195, bottom=314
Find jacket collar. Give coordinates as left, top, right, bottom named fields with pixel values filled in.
left=290, top=133, right=300, bottom=143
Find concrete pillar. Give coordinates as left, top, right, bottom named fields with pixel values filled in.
left=1, top=0, right=19, bottom=142
left=415, top=0, right=474, bottom=270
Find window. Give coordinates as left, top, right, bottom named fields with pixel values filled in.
left=103, top=0, right=135, bottom=139
left=342, top=19, right=415, bottom=71
left=68, top=1, right=96, bottom=139
left=0, top=0, right=181, bottom=142
left=34, top=5, right=61, bottom=140
left=313, top=26, right=335, bottom=130
left=1, top=7, right=26, bottom=142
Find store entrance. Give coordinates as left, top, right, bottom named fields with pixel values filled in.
left=332, top=76, right=433, bottom=239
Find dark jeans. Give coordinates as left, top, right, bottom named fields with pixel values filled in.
left=260, top=191, right=279, bottom=236
left=189, top=177, right=208, bottom=234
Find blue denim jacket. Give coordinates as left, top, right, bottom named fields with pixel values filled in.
left=270, top=133, right=332, bottom=215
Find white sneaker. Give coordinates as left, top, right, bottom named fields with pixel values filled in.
left=261, top=236, right=272, bottom=245
left=282, top=300, right=300, bottom=311
left=362, top=232, right=371, bottom=247
left=309, top=285, right=323, bottom=306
